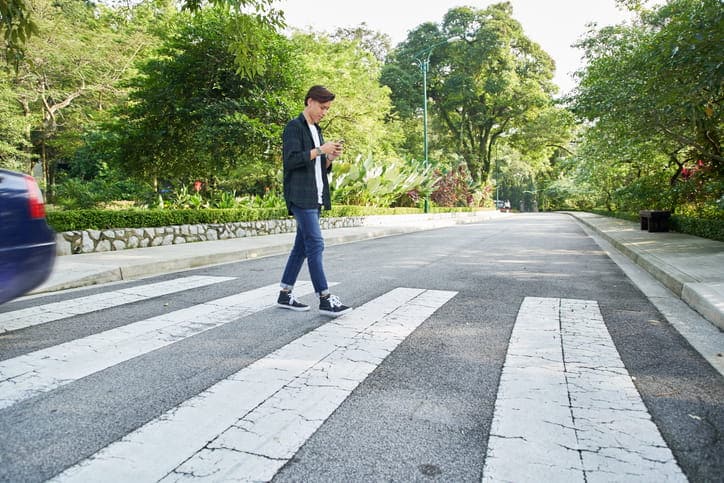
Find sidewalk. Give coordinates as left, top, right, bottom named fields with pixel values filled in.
left=567, top=212, right=724, bottom=331
left=31, top=211, right=724, bottom=331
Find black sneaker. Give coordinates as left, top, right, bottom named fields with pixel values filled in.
left=277, top=290, right=310, bottom=311
left=319, top=294, right=352, bottom=317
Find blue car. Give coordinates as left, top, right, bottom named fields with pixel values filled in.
left=0, top=169, right=56, bottom=304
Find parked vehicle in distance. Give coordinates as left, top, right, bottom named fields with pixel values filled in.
left=0, top=169, right=56, bottom=304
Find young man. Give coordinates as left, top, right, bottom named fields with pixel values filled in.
left=277, top=85, right=352, bottom=317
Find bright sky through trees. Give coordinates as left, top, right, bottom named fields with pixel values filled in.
left=277, top=0, right=660, bottom=95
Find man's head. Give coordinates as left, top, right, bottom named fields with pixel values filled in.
left=305, top=85, right=335, bottom=106
left=304, top=85, right=335, bottom=124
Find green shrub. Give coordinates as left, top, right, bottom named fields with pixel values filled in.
left=53, top=176, right=153, bottom=210
left=47, top=208, right=289, bottom=232
left=590, top=209, right=724, bottom=241
left=670, top=214, right=724, bottom=242
left=47, top=205, right=487, bottom=232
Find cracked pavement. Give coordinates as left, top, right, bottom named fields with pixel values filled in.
left=483, top=297, right=686, bottom=482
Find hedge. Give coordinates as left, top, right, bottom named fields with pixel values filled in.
left=46, top=208, right=290, bottom=232
left=670, top=215, right=724, bottom=242
left=590, top=209, right=724, bottom=242
left=46, top=206, right=480, bottom=232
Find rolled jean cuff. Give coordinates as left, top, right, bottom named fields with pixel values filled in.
left=280, top=283, right=293, bottom=291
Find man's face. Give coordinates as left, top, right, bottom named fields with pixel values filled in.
left=307, top=99, right=332, bottom=124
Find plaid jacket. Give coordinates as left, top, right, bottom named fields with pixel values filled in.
left=282, top=113, right=333, bottom=214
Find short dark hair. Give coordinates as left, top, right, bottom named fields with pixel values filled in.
left=305, top=85, right=335, bottom=106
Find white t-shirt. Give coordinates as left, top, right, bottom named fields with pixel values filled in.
left=307, top=123, right=324, bottom=205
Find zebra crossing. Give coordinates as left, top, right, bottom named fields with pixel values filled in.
left=0, top=281, right=316, bottom=409
left=0, top=276, right=687, bottom=482
left=0, top=275, right=234, bottom=333
left=483, top=297, right=685, bottom=482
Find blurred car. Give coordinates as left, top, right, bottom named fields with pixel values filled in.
left=0, top=169, right=56, bottom=304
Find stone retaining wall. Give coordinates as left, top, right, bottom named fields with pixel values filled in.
left=55, top=217, right=364, bottom=256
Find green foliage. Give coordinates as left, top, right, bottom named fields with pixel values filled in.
left=47, top=204, right=485, bottom=232
left=153, top=184, right=288, bottom=210
left=211, top=190, right=238, bottom=209
left=330, top=154, right=437, bottom=207
left=0, top=0, right=163, bottom=198
left=0, top=70, right=32, bottom=170
left=0, top=0, right=281, bottom=69
left=290, top=30, right=405, bottom=165
left=106, top=7, right=300, bottom=190
left=382, top=3, right=570, bottom=185
left=590, top=209, right=724, bottom=242
left=47, top=207, right=290, bottom=232
left=670, top=214, right=724, bottom=242
left=0, top=0, right=39, bottom=66
left=236, top=191, right=286, bottom=209
left=568, top=0, right=723, bottom=213
left=53, top=175, right=152, bottom=210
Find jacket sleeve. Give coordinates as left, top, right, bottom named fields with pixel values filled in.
left=282, top=120, right=312, bottom=172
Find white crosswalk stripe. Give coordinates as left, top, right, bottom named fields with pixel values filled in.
left=51, top=288, right=458, bottom=483
left=0, top=282, right=315, bottom=410
left=0, top=275, right=235, bottom=334
left=483, top=297, right=686, bottom=482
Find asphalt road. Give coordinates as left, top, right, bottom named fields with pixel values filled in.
left=1, top=213, right=722, bottom=482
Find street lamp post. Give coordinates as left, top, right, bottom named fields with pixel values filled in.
left=495, top=151, right=499, bottom=210
left=414, top=37, right=459, bottom=214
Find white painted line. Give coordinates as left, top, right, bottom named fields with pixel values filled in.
left=483, top=297, right=582, bottom=481
left=559, top=298, right=685, bottom=481
left=0, top=282, right=314, bottom=410
left=0, top=276, right=235, bottom=334
left=483, top=297, right=686, bottom=483
left=51, top=288, right=457, bottom=483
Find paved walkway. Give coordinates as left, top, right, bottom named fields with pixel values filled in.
left=570, top=212, right=724, bottom=331
left=32, top=211, right=724, bottom=333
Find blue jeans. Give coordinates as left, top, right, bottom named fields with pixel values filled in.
left=280, top=205, right=329, bottom=296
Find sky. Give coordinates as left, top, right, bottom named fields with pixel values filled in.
left=275, top=0, right=645, bottom=96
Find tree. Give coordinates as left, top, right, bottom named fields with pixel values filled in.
left=570, top=0, right=722, bottom=211
left=0, top=0, right=159, bottom=195
left=290, top=30, right=404, bottom=165
left=382, top=3, right=568, bottom=185
left=110, top=7, right=302, bottom=193
left=0, top=0, right=282, bottom=72
left=331, top=22, right=392, bottom=63
left=0, top=0, right=38, bottom=66
left=0, top=68, right=32, bottom=170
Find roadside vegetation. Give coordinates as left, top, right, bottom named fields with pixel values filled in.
left=0, top=0, right=721, bottom=240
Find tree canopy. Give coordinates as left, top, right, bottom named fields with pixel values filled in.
left=567, top=0, right=722, bottom=212
left=382, top=2, right=570, bottom=187
left=111, top=6, right=300, bottom=192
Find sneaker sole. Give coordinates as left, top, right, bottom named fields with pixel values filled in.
left=277, top=303, right=310, bottom=312
left=319, top=307, right=353, bottom=317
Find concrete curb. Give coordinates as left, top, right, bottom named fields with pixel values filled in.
left=565, top=212, right=724, bottom=331
left=681, top=282, right=724, bottom=330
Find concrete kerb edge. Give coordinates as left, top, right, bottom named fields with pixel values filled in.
left=566, top=212, right=689, bottom=295
left=39, top=268, right=124, bottom=293
left=567, top=211, right=724, bottom=331
left=118, top=244, right=297, bottom=280
left=681, top=283, right=724, bottom=331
